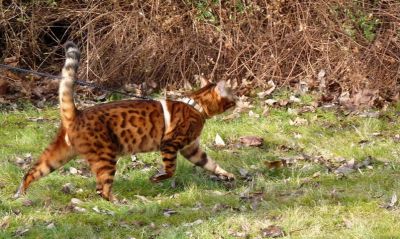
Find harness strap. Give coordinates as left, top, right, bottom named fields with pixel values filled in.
left=159, top=99, right=171, bottom=137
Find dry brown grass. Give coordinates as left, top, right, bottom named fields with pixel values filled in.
left=1, top=0, right=399, bottom=103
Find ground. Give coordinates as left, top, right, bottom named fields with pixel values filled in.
left=1, top=93, right=400, bottom=238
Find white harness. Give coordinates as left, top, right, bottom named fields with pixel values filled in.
left=179, top=97, right=204, bottom=114
left=159, top=97, right=204, bottom=135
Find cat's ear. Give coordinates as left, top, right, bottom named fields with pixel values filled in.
left=215, top=80, right=228, bottom=97
left=200, top=77, right=210, bottom=87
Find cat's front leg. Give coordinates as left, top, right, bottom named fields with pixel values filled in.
left=180, top=139, right=235, bottom=181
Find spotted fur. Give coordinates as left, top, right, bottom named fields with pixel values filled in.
left=14, top=42, right=236, bottom=201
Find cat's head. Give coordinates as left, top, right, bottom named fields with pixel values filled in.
left=188, top=78, right=236, bottom=118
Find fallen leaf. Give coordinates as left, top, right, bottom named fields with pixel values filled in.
left=355, top=156, right=372, bottom=169
left=343, top=218, right=353, bottom=229
left=214, top=134, right=226, bottom=146
left=228, top=228, right=247, bottom=238
left=234, top=96, right=254, bottom=114
left=261, top=225, right=286, bottom=238
left=239, top=136, right=263, bottom=147
left=278, top=99, right=289, bottom=107
left=312, top=171, right=321, bottom=178
left=289, top=117, right=308, bottom=126
left=358, top=139, right=370, bottom=146
left=183, top=219, right=203, bottom=227
left=226, top=78, right=238, bottom=90
left=92, top=206, right=115, bottom=216
left=12, top=209, right=21, bottom=215
left=359, top=111, right=380, bottom=118
left=389, top=193, right=398, bottom=208
left=262, top=106, right=270, bottom=117
left=298, top=105, right=316, bottom=114
left=339, top=91, right=351, bottom=105
left=264, top=160, right=285, bottom=170
left=294, top=133, right=302, bottom=139
left=317, top=69, right=326, bottom=90
left=298, top=80, right=309, bottom=94
left=238, top=168, right=252, bottom=181
left=350, top=89, right=379, bottom=110
left=147, top=79, right=158, bottom=89
left=135, top=195, right=151, bottom=203
left=289, top=95, right=301, bottom=103
left=170, top=179, right=177, bottom=188
left=46, top=222, right=55, bottom=229
left=394, top=134, right=400, bottom=142
left=257, top=80, right=276, bottom=98
left=248, top=110, right=260, bottom=118
left=163, top=209, right=177, bottom=217
left=334, top=162, right=355, bottom=175
left=15, top=153, right=33, bottom=169
left=73, top=206, right=86, bottom=213
left=95, top=93, right=107, bottom=101
left=265, top=99, right=278, bottom=106
left=4, top=56, right=18, bottom=65
left=382, top=193, right=398, bottom=209
left=14, top=228, right=29, bottom=237
left=71, top=198, right=83, bottom=205
left=223, top=112, right=240, bottom=121
left=69, top=167, right=78, bottom=175
left=212, top=203, right=231, bottom=213
left=92, top=206, right=101, bottom=213
left=191, top=202, right=203, bottom=211
left=287, top=108, right=298, bottom=115
left=0, top=216, right=10, bottom=230
left=0, top=79, right=10, bottom=95
left=239, top=168, right=249, bottom=177
left=27, top=117, right=47, bottom=122
left=22, top=199, right=33, bottom=207
left=61, top=183, right=75, bottom=194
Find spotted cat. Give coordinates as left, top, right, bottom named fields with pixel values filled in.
left=14, top=42, right=236, bottom=201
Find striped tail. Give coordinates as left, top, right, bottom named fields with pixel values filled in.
left=59, top=41, right=80, bottom=129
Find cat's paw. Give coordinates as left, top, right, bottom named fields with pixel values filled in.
left=12, top=183, right=25, bottom=199
left=217, top=172, right=235, bottom=181
left=150, top=172, right=173, bottom=183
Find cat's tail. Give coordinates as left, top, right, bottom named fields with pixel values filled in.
left=59, top=41, right=80, bottom=129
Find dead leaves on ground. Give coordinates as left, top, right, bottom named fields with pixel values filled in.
left=214, top=133, right=226, bottom=147
left=264, top=160, right=287, bottom=170
left=223, top=90, right=314, bottom=122
left=261, top=225, right=286, bottom=238
left=223, top=96, right=254, bottom=120
left=0, top=68, right=59, bottom=107
left=239, top=136, right=264, bottom=147
left=14, top=153, right=33, bottom=170
left=163, top=208, right=178, bottom=217
left=381, top=193, right=398, bottom=210
left=257, top=80, right=276, bottom=99
left=227, top=222, right=286, bottom=238
left=264, top=155, right=376, bottom=178
left=213, top=134, right=264, bottom=149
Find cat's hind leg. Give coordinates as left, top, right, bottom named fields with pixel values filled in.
left=14, top=127, right=75, bottom=198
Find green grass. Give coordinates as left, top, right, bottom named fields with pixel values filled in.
left=1, top=96, right=400, bottom=238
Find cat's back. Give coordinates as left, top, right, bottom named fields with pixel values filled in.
left=72, top=99, right=165, bottom=153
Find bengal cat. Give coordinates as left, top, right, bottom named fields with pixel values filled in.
left=14, top=42, right=236, bottom=201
